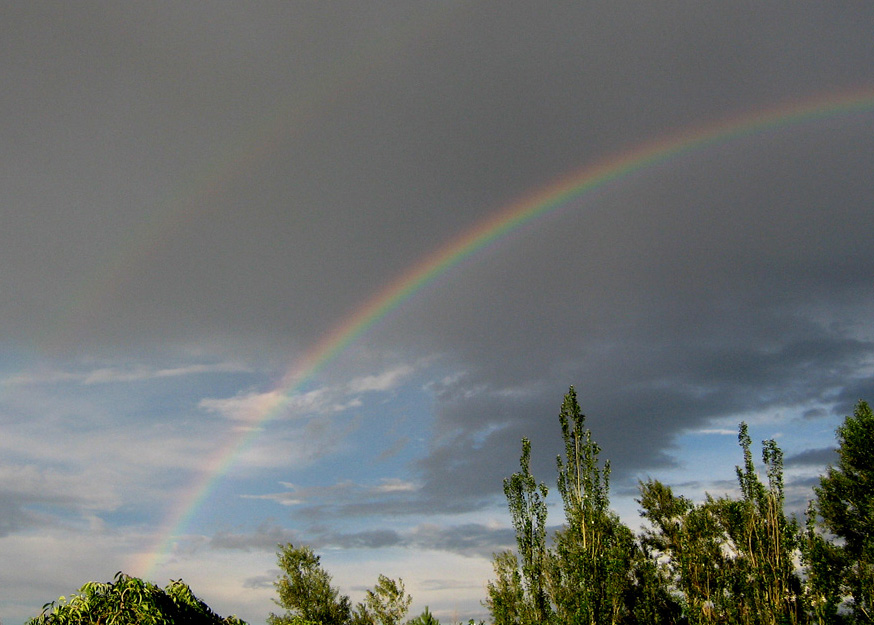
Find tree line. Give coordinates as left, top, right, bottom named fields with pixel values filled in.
left=487, top=387, right=873, bottom=625
left=25, top=388, right=872, bottom=624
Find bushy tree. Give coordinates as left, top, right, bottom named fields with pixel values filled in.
left=812, top=400, right=874, bottom=623
left=485, top=550, right=525, bottom=625
left=716, top=425, right=804, bottom=625
left=352, top=574, right=411, bottom=625
left=802, top=499, right=847, bottom=625
left=27, top=571, right=246, bottom=625
left=270, top=543, right=412, bottom=625
left=640, top=424, right=805, bottom=625
left=489, top=389, right=874, bottom=625
left=270, top=544, right=352, bottom=625
left=407, top=606, right=440, bottom=625
left=638, top=480, right=729, bottom=624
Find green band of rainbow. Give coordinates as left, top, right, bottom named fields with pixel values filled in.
left=135, top=88, right=874, bottom=579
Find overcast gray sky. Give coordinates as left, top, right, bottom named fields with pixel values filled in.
left=2, top=3, right=873, bottom=623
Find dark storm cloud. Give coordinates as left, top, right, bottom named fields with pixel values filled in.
left=3, top=2, right=871, bottom=353
left=3, top=0, right=874, bottom=539
left=211, top=523, right=402, bottom=553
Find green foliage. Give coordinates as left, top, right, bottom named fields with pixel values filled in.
left=639, top=424, right=805, bottom=625
left=26, top=571, right=247, bottom=625
left=492, top=387, right=874, bottom=625
left=812, top=400, right=874, bottom=623
left=638, top=480, right=729, bottom=623
left=269, top=543, right=352, bottom=625
left=720, top=424, right=804, bottom=625
left=485, top=550, right=525, bottom=625
left=802, top=500, right=847, bottom=625
left=551, top=386, right=637, bottom=625
left=352, top=574, right=411, bottom=625
left=625, top=541, right=684, bottom=624
left=500, top=436, right=551, bottom=624
left=488, top=387, right=660, bottom=625
left=407, top=606, right=440, bottom=625
left=269, top=543, right=412, bottom=625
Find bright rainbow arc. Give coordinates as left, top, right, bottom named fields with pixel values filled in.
left=137, top=88, right=874, bottom=579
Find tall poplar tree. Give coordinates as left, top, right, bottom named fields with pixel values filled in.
left=713, top=424, right=803, bottom=625
left=498, top=437, right=552, bottom=624
left=551, top=387, right=635, bottom=625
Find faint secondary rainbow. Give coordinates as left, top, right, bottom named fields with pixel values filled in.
left=49, top=2, right=466, bottom=353
left=136, top=88, right=874, bottom=579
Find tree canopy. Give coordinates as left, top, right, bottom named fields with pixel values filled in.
left=811, top=399, right=874, bottom=623
left=488, top=389, right=874, bottom=625
left=26, top=571, right=247, bottom=625
left=269, top=543, right=411, bottom=625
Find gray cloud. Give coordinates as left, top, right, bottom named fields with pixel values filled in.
left=210, top=523, right=300, bottom=552
left=0, top=494, right=44, bottom=538
left=3, top=2, right=871, bottom=354
left=318, top=529, right=404, bottom=551
left=785, top=447, right=839, bottom=468
left=407, top=523, right=517, bottom=559
left=211, top=521, right=515, bottom=561
left=243, top=574, right=277, bottom=591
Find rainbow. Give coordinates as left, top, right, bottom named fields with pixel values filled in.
left=135, top=88, right=874, bottom=578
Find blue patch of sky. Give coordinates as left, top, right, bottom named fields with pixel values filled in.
left=187, top=369, right=441, bottom=538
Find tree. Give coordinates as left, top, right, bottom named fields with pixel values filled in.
left=638, top=480, right=729, bottom=624
left=486, top=550, right=525, bottom=625
left=640, top=425, right=807, bottom=625
left=352, top=575, right=411, bottom=625
left=407, top=606, right=440, bottom=625
left=499, top=436, right=551, bottom=624
left=551, top=386, right=636, bottom=625
left=709, top=425, right=804, bottom=625
left=813, top=400, right=874, bottom=623
left=269, top=544, right=352, bottom=625
left=802, top=500, right=847, bottom=625
left=488, top=387, right=655, bottom=625
left=27, top=571, right=247, bottom=625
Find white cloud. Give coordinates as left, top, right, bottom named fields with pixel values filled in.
left=83, top=362, right=249, bottom=384
left=200, top=389, right=288, bottom=423
left=240, top=477, right=421, bottom=511
left=347, top=364, right=415, bottom=393
left=200, top=387, right=360, bottom=423
left=2, top=361, right=249, bottom=387
left=241, top=491, right=303, bottom=507
left=200, top=361, right=420, bottom=424
left=693, top=428, right=737, bottom=435
left=374, top=478, right=418, bottom=494
left=230, top=414, right=357, bottom=471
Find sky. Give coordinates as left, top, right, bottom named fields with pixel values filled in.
left=2, top=2, right=874, bottom=623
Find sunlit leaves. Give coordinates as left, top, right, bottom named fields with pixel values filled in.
left=26, top=571, right=247, bottom=625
